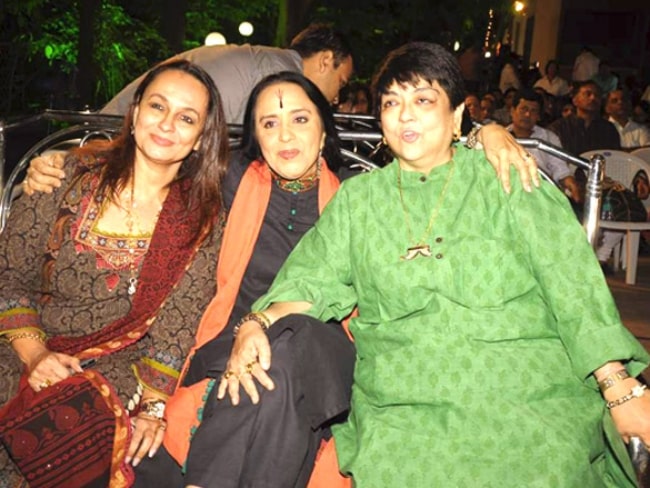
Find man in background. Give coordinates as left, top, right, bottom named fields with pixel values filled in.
left=102, top=24, right=354, bottom=124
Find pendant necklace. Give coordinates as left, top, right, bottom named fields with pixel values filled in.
left=397, top=160, right=455, bottom=261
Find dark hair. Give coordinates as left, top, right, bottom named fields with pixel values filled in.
left=632, top=169, right=649, bottom=199
left=338, top=81, right=372, bottom=112
left=512, top=88, right=544, bottom=111
left=544, top=59, right=559, bottom=74
left=572, top=80, right=600, bottom=97
left=241, top=71, right=344, bottom=171
left=371, top=42, right=465, bottom=116
left=78, top=59, right=228, bottom=243
left=290, top=23, right=353, bottom=68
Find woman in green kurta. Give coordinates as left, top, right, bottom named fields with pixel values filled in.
left=218, top=43, right=650, bottom=487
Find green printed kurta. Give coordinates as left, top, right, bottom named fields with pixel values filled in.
left=255, top=145, right=649, bottom=487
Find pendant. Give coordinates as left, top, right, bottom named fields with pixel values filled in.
left=401, top=244, right=432, bottom=261
left=128, top=277, right=137, bottom=296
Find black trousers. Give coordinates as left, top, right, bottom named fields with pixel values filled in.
left=136, top=314, right=355, bottom=488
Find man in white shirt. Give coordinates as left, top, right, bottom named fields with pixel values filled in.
left=534, top=60, right=570, bottom=97
left=605, top=89, right=650, bottom=148
left=508, top=89, right=581, bottom=203
left=572, top=46, right=600, bottom=82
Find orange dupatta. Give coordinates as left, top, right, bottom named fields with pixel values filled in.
left=163, top=159, right=341, bottom=465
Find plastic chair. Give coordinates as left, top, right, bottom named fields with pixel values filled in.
left=581, top=149, right=650, bottom=284
left=631, top=147, right=650, bottom=165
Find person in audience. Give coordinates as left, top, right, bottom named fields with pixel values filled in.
left=605, top=89, right=650, bottom=149
left=464, top=93, right=482, bottom=123
left=592, top=60, right=619, bottom=97
left=493, top=87, right=517, bottom=126
left=508, top=89, right=581, bottom=202
left=572, top=46, right=600, bottom=83
left=219, top=41, right=650, bottom=488
left=480, top=95, right=497, bottom=124
left=337, top=81, right=371, bottom=115
left=0, top=59, right=228, bottom=487
left=534, top=59, right=570, bottom=97
left=549, top=80, right=620, bottom=156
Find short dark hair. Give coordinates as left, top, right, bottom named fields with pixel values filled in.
left=572, top=80, right=600, bottom=97
left=290, top=23, right=353, bottom=68
left=241, top=71, right=344, bottom=171
left=544, top=59, right=559, bottom=74
left=371, top=42, right=465, bottom=116
left=512, top=89, right=544, bottom=111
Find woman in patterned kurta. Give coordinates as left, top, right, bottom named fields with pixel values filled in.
left=223, top=43, right=650, bottom=487
left=0, top=60, right=228, bottom=487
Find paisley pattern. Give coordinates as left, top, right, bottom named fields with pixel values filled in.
left=0, top=155, right=220, bottom=486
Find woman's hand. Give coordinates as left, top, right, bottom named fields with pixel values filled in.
left=478, top=124, right=540, bottom=194
left=125, top=415, right=166, bottom=467
left=26, top=349, right=83, bottom=391
left=23, top=152, right=66, bottom=196
left=217, top=321, right=275, bottom=406
left=607, top=378, right=650, bottom=446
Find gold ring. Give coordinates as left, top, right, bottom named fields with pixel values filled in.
left=158, top=421, right=167, bottom=431
left=245, top=361, right=257, bottom=375
left=222, top=370, right=236, bottom=380
left=39, top=381, right=50, bottom=389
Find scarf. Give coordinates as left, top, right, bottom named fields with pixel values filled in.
left=163, top=158, right=340, bottom=465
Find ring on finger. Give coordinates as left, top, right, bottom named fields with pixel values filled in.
left=245, top=361, right=257, bottom=375
left=222, top=370, right=236, bottom=380
left=158, top=421, right=167, bottom=432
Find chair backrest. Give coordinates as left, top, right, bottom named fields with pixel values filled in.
left=631, top=147, right=650, bottom=165
left=580, top=149, right=650, bottom=211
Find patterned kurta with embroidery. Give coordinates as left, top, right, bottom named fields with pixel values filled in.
left=254, top=145, right=650, bottom=487
left=0, top=156, right=220, bottom=484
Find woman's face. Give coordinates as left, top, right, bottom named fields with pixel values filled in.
left=132, top=69, right=208, bottom=172
left=255, top=81, right=326, bottom=180
left=380, top=78, right=462, bottom=172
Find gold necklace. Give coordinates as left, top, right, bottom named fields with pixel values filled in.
left=272, top=157, right=321, bottom=193
left=122, top=179, right=163, bottom=295
left=397, top=160, right=455, bottom=260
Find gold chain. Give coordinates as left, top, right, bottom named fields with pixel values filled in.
left=397, top=160, right=455, bottom=248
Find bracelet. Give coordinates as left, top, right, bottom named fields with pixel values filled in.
left=233, top=312, right=271, bottom=337
left=138, top=399, right=166, bottom=420
left=606, top=384, right=647, bottom=409
left=5, top=331, right=46, bottom=345
left=465, top=125, right=482, bottom=150
left=598, top=369, right=631, bottom=391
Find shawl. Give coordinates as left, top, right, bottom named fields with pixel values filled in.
left=163, top=158, right=340, bottom=466
left=0, top=161, right=212, bottom=488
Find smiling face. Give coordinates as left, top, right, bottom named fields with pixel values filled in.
left=254, top=81, right=326, bottom=180
left=132, top=69, right=208, bottom=173
left=380, top=78, right=463, bottom=173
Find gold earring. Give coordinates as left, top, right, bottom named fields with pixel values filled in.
left=381, top=136, right=387, bottom=145
left=452, top=131, right=460, bottom=143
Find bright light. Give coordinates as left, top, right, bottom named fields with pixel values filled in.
left=205, top=32, right=226, bottom=46
left=453, top=41, right=460, bottom=52
left=484, top=51, right=492, bottom=58
left=514, top=1, right=525, bottom=12
left=239, top=22, right=254, bottom=37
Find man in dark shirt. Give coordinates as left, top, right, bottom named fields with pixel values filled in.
left=549, top=81, right=622, bottom=272
left=548, top=80, right=620, bottom=156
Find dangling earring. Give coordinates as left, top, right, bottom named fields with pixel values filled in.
left=381, top=136, right=388, bottom=145
left=130, top=125, right=135, bottom=135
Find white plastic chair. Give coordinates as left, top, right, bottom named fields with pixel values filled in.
left=581, top=149, right=650, bottom=284
left=631, top=147, right=650, bottom=166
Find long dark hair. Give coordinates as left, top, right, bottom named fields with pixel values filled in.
left=240, top=71, right=343, bottom=171
left=77, top=59, right=229, bottom=243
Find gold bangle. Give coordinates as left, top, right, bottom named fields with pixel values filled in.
left=138, top=399, right=166, bottom=420
left=606, top=384, right=647, bottom=409
left=233, top=312, right=271, bottom=337
left=598, top=369, right=631, bottom=391
left=6, top=331, right=46, bottom=345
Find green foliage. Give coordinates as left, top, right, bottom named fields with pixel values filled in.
left=184, top=0, right=279, bottom=49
